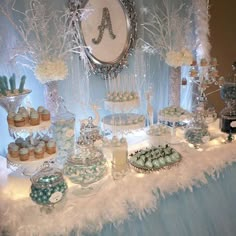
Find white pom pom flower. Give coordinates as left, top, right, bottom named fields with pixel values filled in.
left=35, top=59, right=68, bottom=83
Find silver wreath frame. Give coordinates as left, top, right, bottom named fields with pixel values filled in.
left=68, top=0, right=137, bottom=79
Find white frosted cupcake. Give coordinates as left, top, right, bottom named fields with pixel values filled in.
left=19, top=148, right=29, bottom=161
left=37, top=106, right=44, bottom=120
left=41, top=109, right=50, bottom=121
left=18, top=106, right=27, bottom=114
left=21, top=111, right=29, bottom=125
left=46, top=139, right=56, bottom=154
left=10, top=144, right=19, bottom=158
left=14, top=113, right=25, bottom=127
left=38, top=141, right=46, bottom=152
left=34, top=146, right=44, bottom=159
left=7, top=112, right=15, bottom=126
left=28, top=145, right=35, bottom=156
left=8, top=142, right=17, bottom=157
left=30, top=112, right=40, bottom=126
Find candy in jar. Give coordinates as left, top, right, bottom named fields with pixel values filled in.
left=30, top=162, right=67, bottom=207
left=52, top=97, right=75, bottom=164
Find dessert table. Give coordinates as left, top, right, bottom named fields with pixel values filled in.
left=1, top=121, right=236, bottom=236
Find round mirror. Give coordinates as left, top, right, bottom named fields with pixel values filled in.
left=69, top=0, right=137, bottom=78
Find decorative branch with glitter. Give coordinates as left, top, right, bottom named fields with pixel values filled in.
left=0, top=0, right=91, bottom=83
left=141, top=0, right=194, bottom=67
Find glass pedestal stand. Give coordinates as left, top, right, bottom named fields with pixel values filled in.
left=0, top=90, right=31, bottom=113
left=7, top=153, right=57, bottom=176
left=161, top=120, right=185, bottom=145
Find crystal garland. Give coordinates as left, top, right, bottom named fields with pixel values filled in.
left=169, top=67, right=181, bottom=106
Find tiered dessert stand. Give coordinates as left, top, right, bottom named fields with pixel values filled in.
left=1, top=89, right=56, bottom=176
left=102, top=91, right=145, bottom=134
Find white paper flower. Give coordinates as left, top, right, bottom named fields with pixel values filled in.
left=35, top=59, right=68, bottom=83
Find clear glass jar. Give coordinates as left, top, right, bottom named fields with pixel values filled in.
left=220, top=101, right=236, bottom=133
left=195, top=95, right=217, bottom=124
left=111, top=136, right=129, bottom=180
left=78, top=116, right=102, bottom=144
left=220, top=78, right=236, bottom=133
left=64, top=144, right=107, bottom=189
left=185, top=112, right=210, bottom=148
left=30, top=162, right=67, bottom=207
left=52, top=97, right=75, bottom=164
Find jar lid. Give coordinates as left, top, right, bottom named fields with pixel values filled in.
left=30, top=161, right=64, bottom=188
left=85, top=116, right=97, bottom=129
left=78, top=116, right=101, bottom=144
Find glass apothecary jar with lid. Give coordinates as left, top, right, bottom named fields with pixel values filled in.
left=220, top=100, right=236, bottom=133
left=51, top=97, right=75, bottom=164
left=78, top=116, right=102, bottom=144
left=64, top=140, right=107, bottom=196
left=185, top=112, right=210, bottom=148
left=30, top=161, right=68, bottom=210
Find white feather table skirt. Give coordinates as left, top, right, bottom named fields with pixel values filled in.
left=1, top=120, right=235, bottom=236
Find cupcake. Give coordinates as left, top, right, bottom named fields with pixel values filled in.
left=37, top=106, right=44, bottom=120
left=34, top=146, right=44, bottom=159
left=41, top=109, right=50, bottom=121
left=30, top=112, right=40, bottom=126
left=7, top=112, right=15, bottom=126
left=21, top=111, right=29, bottom=125
left=28, top=145, right=35, bottom=156
left=38, top=141, right=46, bottom=152
left=30, top=108, right=37, bottom=114
left=9, top=144, right=19, bottom=158
left=46, top=139, right=56, bottom=154
left=19, top=148, right=29, bottom=161
left=14, top=113, right=25, bottom=127
left=18, top=106, right=27, bottom=114
left=8, top=142, right=16, bottom=156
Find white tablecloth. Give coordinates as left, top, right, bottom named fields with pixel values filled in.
left=1, top=121, right=235, bottom=236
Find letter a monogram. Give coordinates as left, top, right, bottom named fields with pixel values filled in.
left=92, top=7, right=116, bottom=45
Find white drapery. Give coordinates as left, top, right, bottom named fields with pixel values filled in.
left=0, top=0, right=209, bottom=155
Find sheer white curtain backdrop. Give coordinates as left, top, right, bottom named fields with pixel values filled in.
left=0, top=0, right=205, bottom=156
